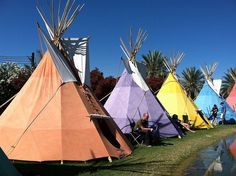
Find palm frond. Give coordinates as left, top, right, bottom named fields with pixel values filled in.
left=220, top=67, right=236, bottom=98
left=142, top=51, right=168, bottom=78
left=229, top=68, right=236, bottom=82
left=180, top=67, right=204, bottom=99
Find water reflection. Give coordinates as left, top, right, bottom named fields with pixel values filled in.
left=185, top=135, right=236, bottom=176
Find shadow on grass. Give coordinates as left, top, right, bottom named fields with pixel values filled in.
left=14, top=140, right=176, bottom=176
left=14, top=126, right=236, bottom=176
left=14, top=157, right=166, bottom=176
left=153, top=139, right=174, bottom=146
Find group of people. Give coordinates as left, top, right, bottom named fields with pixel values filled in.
left=172, top=114, right=195, bottom=135
left=133, top=102, right=227, bottom=147
left=209, top=102, right=227, bottom=125
left=133, top=112, right=194, bottom=147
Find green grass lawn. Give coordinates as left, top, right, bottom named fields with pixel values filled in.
left=15, top=125, right=236, bottom=176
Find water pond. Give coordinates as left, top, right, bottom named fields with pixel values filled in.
left=185, top=134, right=236, bottom=176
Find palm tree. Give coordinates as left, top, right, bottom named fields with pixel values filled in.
left=180, top=67, right=205, bottom=100
left=141, top=50, right=168, bottom=78
left=221, top=68, right=236, bottom=98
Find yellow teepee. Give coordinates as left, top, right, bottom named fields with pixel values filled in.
left=157, top=73, right=212, bottom=129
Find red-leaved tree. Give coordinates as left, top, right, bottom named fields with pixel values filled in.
left=146, top=76, right=165, bottom=94
left=90, top=67, right=104, bottom=92
left=90, top=68, right=116, bottom=104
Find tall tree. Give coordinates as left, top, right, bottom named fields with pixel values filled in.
left=180, top=67, right=205, bottom=100
left=221, top=68, right=236, bottom=98
left=141, top=50, right=168, bottom=78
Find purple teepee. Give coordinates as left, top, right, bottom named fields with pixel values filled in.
left=105, top=70, right=182, bottom=138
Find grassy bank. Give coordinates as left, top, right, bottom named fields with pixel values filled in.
left=15, top=125, right=236, bottom=176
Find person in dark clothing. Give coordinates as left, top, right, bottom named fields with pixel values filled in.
left=134, top=112, right=153, bottom=147
left=172, top=114, right=195, bottom=134
left=210, top=104, right=218, bottom=125
left=172, top=114, right=186, bottom=135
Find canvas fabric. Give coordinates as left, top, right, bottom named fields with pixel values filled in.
left=105, top=70, right=181, bottom=137
left=0, top=51, right=132, bottom=162
left=227, top=83, right=236, bottom=111
left=61, top=38, right=91, bottom=86
left=213, top=79, right=222, bottom=95
left=195, top=82, right=236, bottom=123
left=41, top=29, right=77, bottom=83
left=157, top=73, right=212, bottom=129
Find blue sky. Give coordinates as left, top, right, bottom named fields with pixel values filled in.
left=0, top=0, right=236, bottom=79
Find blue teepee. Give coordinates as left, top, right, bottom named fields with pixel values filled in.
left=195, top=81, right=236, bottom=123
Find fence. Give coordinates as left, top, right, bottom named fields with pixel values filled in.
left=0, top=55, right=31, bottom=66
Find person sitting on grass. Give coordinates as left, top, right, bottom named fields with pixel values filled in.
left=182, top=120, right=195, bottom=133
left=172, top=114, right=195, bottom=134
left=134, top=112, right=153, bottom=147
